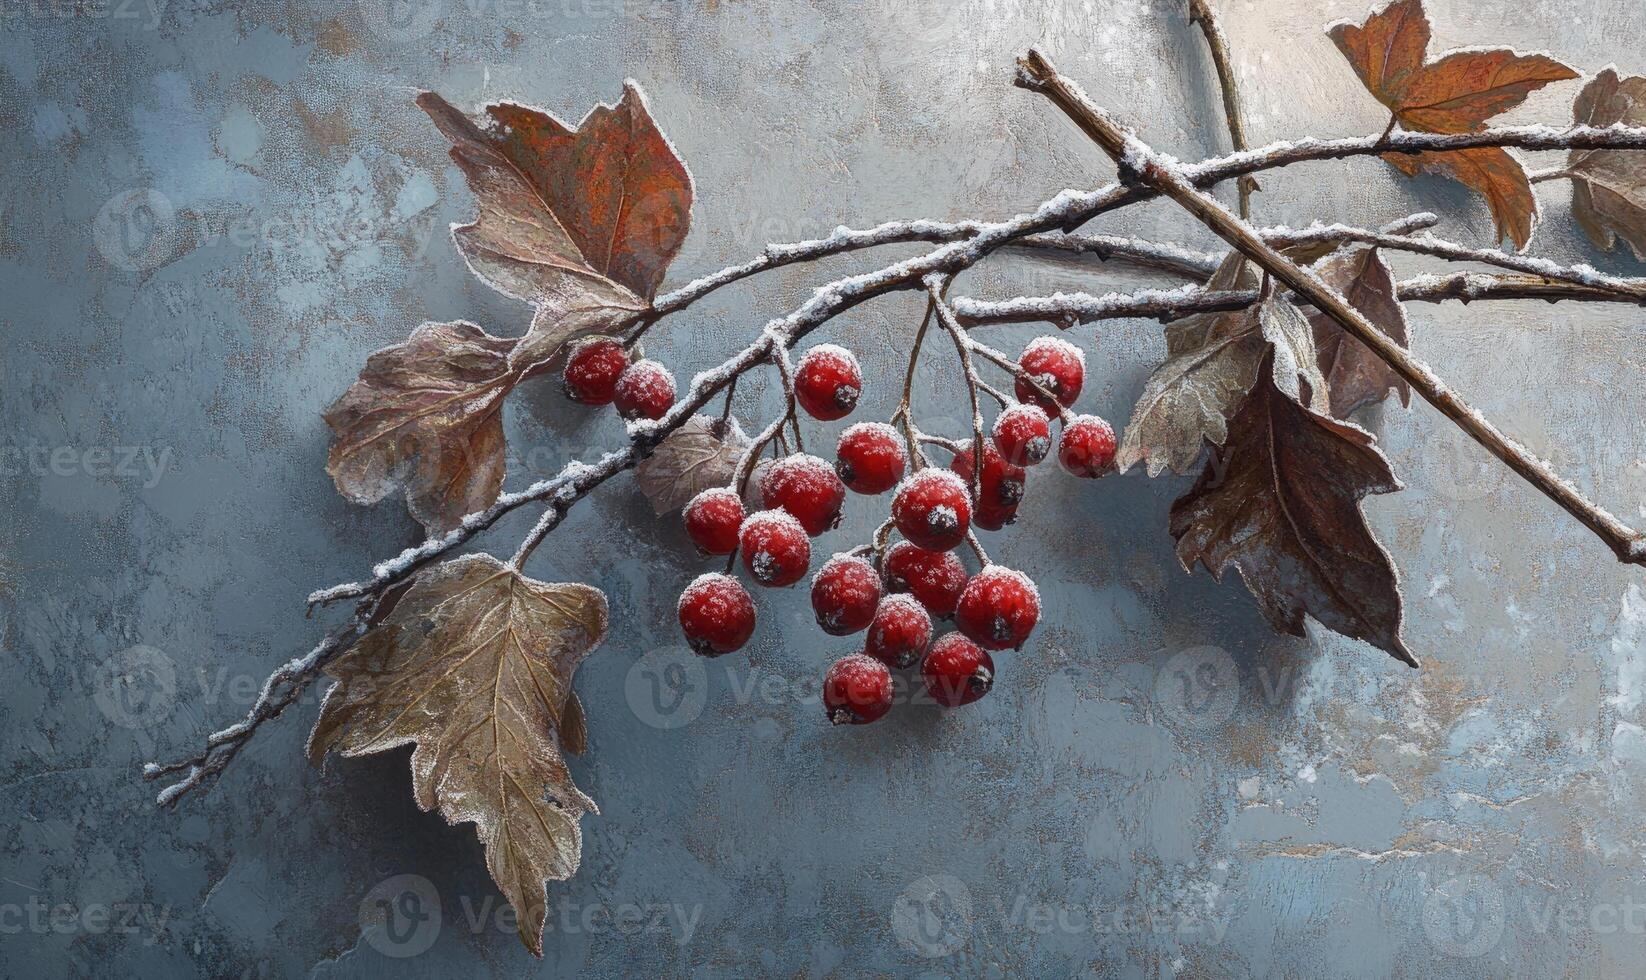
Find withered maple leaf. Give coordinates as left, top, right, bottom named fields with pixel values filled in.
left=633, top=414, right=750, bottom=516
left=1117, top=255, right=1322, bottom=476
left=1568, top=68, right=1646, bottom=261
left=1170, top=355, right=1415, bottom=667
left=1329, top=0, right=1576, bottom=249
left=419, top=83, right=693, bottom=370
left=325, top=321, right=523, bottom=535
left=1306, top=246, right=1412, bottom=418
left=308, top=553, right=608, bottom=956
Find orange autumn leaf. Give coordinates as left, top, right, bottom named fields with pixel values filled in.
left=1329, top=0, right=1576, bottom=248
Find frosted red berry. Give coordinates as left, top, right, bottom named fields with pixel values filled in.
left=811, top=555, right=882, bottom=636
left=836, top=422, right=908, bottom=494
left=891, top=469, right=971, bottom=552
left=949, top=444, right=1027, bottom=532
left=682, top=487, right=745, bottom=556
left=794, top=344, right=862, bottom=421
left=823, top=653, right=894, bottom=725
left=864, top=594, right=933, bottom=669
left=613, top=359, right=676, bottom=421
left=1058, top=414, right=1117, bottom=478
left=954, top=565, right=1040, bottom=651
left=739, top=510, right=811, bottom=587
left=1015, top=336, right=1085, bottom=412
left=992, top=403, right=1052, bottom=466
left=761, top=453, right=847, bottom=536
left=883, top=541, right=968, bottom=618
left=562, top=337, right=630, bottom=405
left=678, top=573, right=756, bottom=656
left=921, top=633, right=995, bottom=707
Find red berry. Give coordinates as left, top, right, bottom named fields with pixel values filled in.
left=1058, top=414, right=1117, bottom=478
left=739, top=510, right=811, bottom=587
left=1015, top=336, right=1084, bottom=412
left=811, top=555, right=882, bottom=636
left=682, top=487, right=745, bottom=556
left=865, top=594, right=933, bottom=669
left=823, top=653, right=894, bottom=725
left=949, top=443, right=1026, bottom=532
left=891, top=469, right=971, bottom=552
left=921, top=633, right=995, bottom=707
left=836, top=422, right=908, bottom=494
left=794, top=344, right=862, bottom=421
left=883, top=541, right=968, bottom=618
left=992, top=403, right=1052, bottom=466
left=761, top=453, right=847, bottom=536
left=562, top=337, right=630, bottom=405
left=954, top=566, right=1040, bottom=651
left=613, top=359, right=676, bottom=421
left=678, top=573, right=756, bottom=656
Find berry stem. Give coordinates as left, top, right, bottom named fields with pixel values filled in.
left=926, top=275, right=988, bottom=508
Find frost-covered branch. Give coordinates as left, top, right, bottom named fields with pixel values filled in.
left=1018, top=46, right=1646, bottom=568
left=1188, top=0, right=1258, bottom=217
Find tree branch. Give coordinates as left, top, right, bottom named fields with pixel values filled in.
left=1017, top=47, right=1646, bottom=568
left=1188, top=0, right=1258, bottom=217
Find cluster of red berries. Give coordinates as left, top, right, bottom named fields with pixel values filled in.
left=673, top=336, right=1115, bottom=728
left=563, top=336, right=678, bottom=421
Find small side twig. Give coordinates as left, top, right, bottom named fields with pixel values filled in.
left=926, top=275, right=987, bottom=505
left=1188, top=0, right=1258, bottom=217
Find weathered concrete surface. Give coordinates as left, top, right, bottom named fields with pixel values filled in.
left=4, top=0, right=1646, bottom=975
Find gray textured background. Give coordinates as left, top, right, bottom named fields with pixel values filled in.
left=6, top=0, right=1646, bottom=976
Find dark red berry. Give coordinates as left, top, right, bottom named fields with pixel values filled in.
left=613, top=359, right=676, bottom=421
left=891, top=469, right=971, bottom=552
left=739, top=510, right=811, bottom=587
left=1058, top=414, right=1117, bottom=478
left=836, top=422, right=908, bottom=494
left=761, top=453, right=847, bottom=536
left=562, top=337, right=630, bottom=405
left=811, top=555, right=882, bottom=636
left=1015, top=336, right=1085, bottom=412
left=949, top=443, right=1027, bottom=532
left=993, top=403, right=1052, bottom=466
left=823, top=653, right=894, bottom=725
left=883, top=541, right=968, bottom=619
left=921, top=633, right=995, bottom=707
left=864, top=594, right=933, bottom=669
left=678, top=573, right=756, bottom=656
left=794, top=344, right=862, bottom=421
left=682, top=487, right=745, bottom=556
left=954, top=566, right=1040, bottom=651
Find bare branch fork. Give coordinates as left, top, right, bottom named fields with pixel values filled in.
left=1017, top=47, right=1646, bottom=567
left=146, top=64, right=1646, bottom=806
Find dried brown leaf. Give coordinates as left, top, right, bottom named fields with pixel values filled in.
left=1307, top=246, right=1412, bottom=418
left=419, top=84, right=692, bottom=367
left=324, top=321, right=518, bottom=535
left=1118, top=256, right=1323, bottom=476
left=1568, top=68, right=1646, bottom=261
left=308, top=554, right=608, bottom=955
left=1170, top=356, right=1414, bottom=667
left=1330, top=0, right=1575, bottom=249
left=634, top=414, right=751, bottom=515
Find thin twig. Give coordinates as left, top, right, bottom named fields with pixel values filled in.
left=1188, top=0, right=1258, bottom=217
left=926, top=275, right=987, bottom=505
left=1018, top=47, right=1646, bottom=568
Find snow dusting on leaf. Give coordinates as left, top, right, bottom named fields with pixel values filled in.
left=634, top=414, right=750, bottom=516
left=1568, top=68, right=1646, bottom=261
